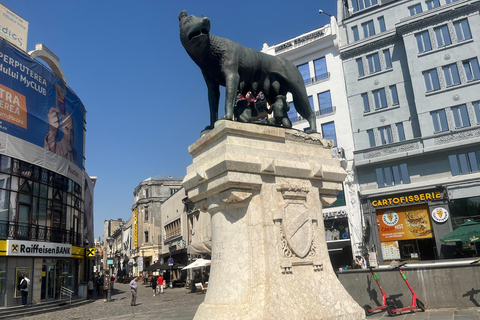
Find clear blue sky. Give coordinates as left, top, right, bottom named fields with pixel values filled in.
left=1, top=0, right=337, bottom=240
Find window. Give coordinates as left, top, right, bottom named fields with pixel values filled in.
left=383, top=49, right=392, bottom=69
left=454, top=19, right=472, bottom=41
left=356, top=58, right=364, bottom=77
left=144, top=208, right=149, bottom=221
left=463, top=58, right=480, bottom=82
left=297, top=63, right=311, bottom=85
left=415, top=31, right=432, bottom=53
left=390, top=85, right=399, bottom=105
left=308, top=96, right=314, bottom=112
left=362, top=20, right=375, bottom=38
left=352, top=26, right=359, bottom=41
left=409, top=3, right=423, bottom=16
left=288, top=102, right=297, bottom=122
left=318, top=91, right=333, bottom=115
left=372, top=88, right=387, bottom=109
left=423, top=68, right=440, bottom=91
left=367, top=53, right=381, bottom=73
left=314, top=57, right=328, bottom=81
left=351, top=0, right=378, bottom=12
left=376, top=164, right=410, bottom=187
left=449, top=152, right=480, bottom=176
left=379, top=125, right=393, bottom=145
left=473, top=101, right=480, bottom=123
left=426, top=0, right=440, bottom=10
left=378, top=16, right=386, bottom=32
left=367, top=129, right=375, bottom=147
left=170, top=188, right=180, bottom=195
left=145, top=188, right=149, bottom=198
left=431, top=109, right=449, bottom=132
left=362, top=93, right=370, bottom=112
left=322, top=122, right=337, bottom=147
left=396, top=122, right=406, bottom=141
left=451, top=104, right=471, bottom=128
left=443, top=63, right=460, bottom=87
left=144, top=231, right=149, bottom=243
left=434, top=25, right=452, bottom=47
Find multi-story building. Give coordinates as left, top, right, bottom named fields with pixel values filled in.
left=0, top=5, right=93, bottom=306
left=262, top=17, right=363, bottom=269
left=102, top=219, right=124, bottom=276
left=160, top=187, right=188, bottom=266
left=131, top=174, right=183, bottom=276
left=338, top=0, right=480, bottom=263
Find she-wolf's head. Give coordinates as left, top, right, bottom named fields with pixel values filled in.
left=178, top=10, right=211, bottom=48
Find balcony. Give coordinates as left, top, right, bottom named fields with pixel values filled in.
left=0, top=220, right=82, bottom=246
left=303, top=72, right=330, bottom=86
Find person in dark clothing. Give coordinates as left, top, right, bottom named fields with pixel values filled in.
left=151, top=276, right=157, bottom=296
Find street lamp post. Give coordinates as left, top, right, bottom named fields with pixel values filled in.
left=318, top=9, right=334, bottom=17
left=106, top=237, right=114, bottom=302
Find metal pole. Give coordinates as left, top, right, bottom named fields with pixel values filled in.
left=107, top=246, right=112, bottom=302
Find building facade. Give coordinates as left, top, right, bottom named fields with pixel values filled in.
left=262, top=18, right=364, bottom=269
left=130, top=174, right=183, bottom=276
left=338, top=0, right=480, bottom=263
left=0, top=15, right=93, bottom=306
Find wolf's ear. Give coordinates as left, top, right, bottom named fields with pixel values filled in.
left=178, top=10, right=187, bottom=21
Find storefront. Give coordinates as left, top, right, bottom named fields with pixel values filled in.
left=324, top=209, right=353, bottom=270
left=0, top=239, right=84, bottom=306
left=363, top=188, right=454, bottom=263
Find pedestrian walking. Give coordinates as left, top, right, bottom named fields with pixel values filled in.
left=151, top=276, right=157, bottom=296
left=87, top=278, right=94, bottom=299
left=157, top=274, right=164, bottom=294
left=19, top=274, right=30, bottom=306
left=129, top=276, right=138, bottom=306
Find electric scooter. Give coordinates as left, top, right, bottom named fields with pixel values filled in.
left=386, top=262, right=425, bottom=316
left=363, top=267, right=393, bottom=316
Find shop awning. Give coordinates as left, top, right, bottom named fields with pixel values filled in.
left=182, top=258, right=211, bottom=270
left=441, top=221, right=480, bottom=243
left=144, top=262, right=161, bottom=271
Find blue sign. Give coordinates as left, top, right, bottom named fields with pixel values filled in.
left=167, top=257, right=174, bottom=264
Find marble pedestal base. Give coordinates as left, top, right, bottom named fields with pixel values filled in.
left=183, top=121, right=365, bottom=320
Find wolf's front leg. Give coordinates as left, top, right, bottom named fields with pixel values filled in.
left=222, top=73, right=240, bottom=120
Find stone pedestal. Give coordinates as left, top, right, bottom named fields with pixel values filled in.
left=183, top=121, right=365, bottom=320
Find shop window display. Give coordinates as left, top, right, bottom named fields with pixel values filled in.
left=325, top=218, right=350, bottom=241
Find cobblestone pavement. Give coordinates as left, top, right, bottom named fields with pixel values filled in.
left=18, top=283, right=480, bottom=319
left=21, top=282, right=205, bottom=320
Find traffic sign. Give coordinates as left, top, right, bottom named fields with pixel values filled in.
left=87, top=248, right=95, bottom=257
left=167, top=257, right=174, bottom=264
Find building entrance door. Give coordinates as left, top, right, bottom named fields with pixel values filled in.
left=41, top=261, right=56, bottom=300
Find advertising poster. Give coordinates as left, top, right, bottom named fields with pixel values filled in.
left=0, top=39, right=85, bottom=169
left=377, top=204, right=433, bottom=242
left=381, top=241, right=400, bottom=260
left=0, top=4, right=28, bottom=52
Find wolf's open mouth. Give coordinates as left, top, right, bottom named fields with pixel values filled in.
left=188, top=28, right=209, bottom=41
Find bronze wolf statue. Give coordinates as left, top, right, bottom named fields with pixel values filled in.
left=178, top=10, right=317, bottom=133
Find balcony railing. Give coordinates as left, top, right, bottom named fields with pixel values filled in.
left=0, top=221, right=82, bottom=246
left=303, top=72, right=330, bottom=86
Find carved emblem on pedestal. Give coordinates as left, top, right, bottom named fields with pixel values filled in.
left=275, top=202, right=317, bottom=259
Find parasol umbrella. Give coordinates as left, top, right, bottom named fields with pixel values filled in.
left=441, top=221, right=480, bottom=243
left=182, top=258, right=211, bottom=270
left=441, top=220, right=480, bottom=255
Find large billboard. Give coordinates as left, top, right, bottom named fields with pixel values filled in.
left=377, top=204, right=433, bottom=242
left=0, top=4, right=28, bottom=52
left=0, top=38, right=85, bottom=170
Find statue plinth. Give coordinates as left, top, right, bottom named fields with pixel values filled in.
left=183, top=120, right=365, bottom=320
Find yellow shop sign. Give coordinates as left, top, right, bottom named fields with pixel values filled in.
left=372, top=191, right=442, bottom=208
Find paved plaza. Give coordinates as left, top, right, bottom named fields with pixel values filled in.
left=17, top=282, right=480, bottom=320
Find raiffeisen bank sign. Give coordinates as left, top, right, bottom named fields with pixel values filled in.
left=0, top=3, right=28, bottom=52
left=8, top=240, right=72, bottom=257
